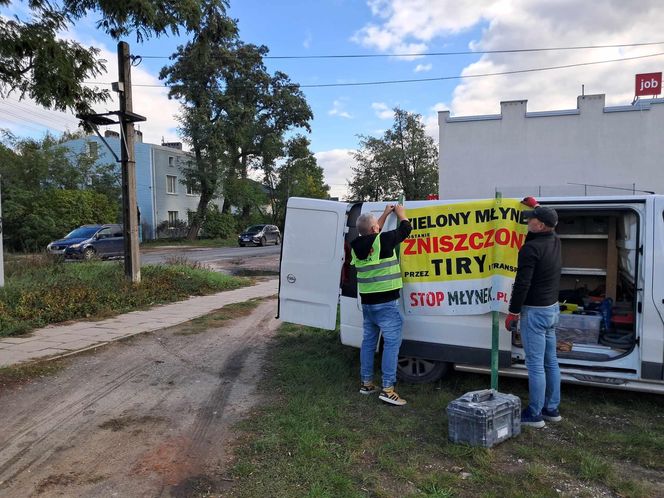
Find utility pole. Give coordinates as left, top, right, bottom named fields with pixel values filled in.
left=118, top=41, right=141, bottom=283
left=0, top=175, right=4, bottom=288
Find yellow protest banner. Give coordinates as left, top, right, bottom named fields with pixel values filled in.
left=401, top=198, right=528, bottom=315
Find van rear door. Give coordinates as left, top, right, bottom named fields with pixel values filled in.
left=278, top=197, right=349, bottom=330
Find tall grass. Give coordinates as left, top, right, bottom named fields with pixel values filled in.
left=0, top=257, right=250, bottom=337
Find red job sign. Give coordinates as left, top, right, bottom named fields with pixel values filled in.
left=635, top=72, right=662, bottom=96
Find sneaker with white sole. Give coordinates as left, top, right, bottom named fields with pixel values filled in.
left=359, top=382, right=378, bottom=395
left=542, top=407, right=562, bottom=422
left=521, top=408, right=545, bottom=428
left=378, top=387, right=407, bottom=406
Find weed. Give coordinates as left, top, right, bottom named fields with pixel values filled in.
left=227, top=323, right=664, bottom=497
left=0, top=260, right=250, bottom=337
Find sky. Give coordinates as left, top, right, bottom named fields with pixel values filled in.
left=2, top=0, right=664, bottom=199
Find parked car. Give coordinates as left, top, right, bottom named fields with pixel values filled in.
left=46, top=224, right=124, bottom=260
left=238, top=224, right=281, bottom=246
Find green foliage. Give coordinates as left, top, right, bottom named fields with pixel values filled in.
left=3, top=188, right=117, bottom=252
left=0, top=259, right=249, bottom=337
left=349, top=107, right=439, bottom=201
left=0, top=0, right=229, bottom=116
left=0, top=132, right=120, bottom=251
left=201, top=205, right=237, bottom=239
left=264, top=135, right=329, bottom=227
left=160, top=12, right=312, bottom=236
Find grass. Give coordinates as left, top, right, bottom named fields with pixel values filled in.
left=140, top=237, right=240, bottom=248
left=0, top=360, right=67, bottom=391
left=0, top=255, right=250, bottom=337
left=172, top=299, right=266, bottom=336
left=227, top=322, right=664, bottom=498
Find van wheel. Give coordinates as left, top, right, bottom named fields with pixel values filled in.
left=83, top=247, right=96, bottom=260
left=260, top=236, right=266, bottom=246
left=397, top=357, right=450, bottom=384
left=275, top=235, right=281, bottom=245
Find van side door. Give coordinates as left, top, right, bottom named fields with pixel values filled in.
left=647, top=196, right=664, bottom=380
left=279, top=198, right=349, bottom=330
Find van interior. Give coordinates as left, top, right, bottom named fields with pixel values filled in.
left=512, top=208, right=639, bottom=363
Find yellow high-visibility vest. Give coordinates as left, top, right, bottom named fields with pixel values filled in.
left=351, top=234, right=402, bottom=294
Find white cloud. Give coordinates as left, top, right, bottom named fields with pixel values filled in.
left=423, top=102, right=448, bottom=141
left=329, top=99, right=353, bottom=119
left=371, top=102, right=394, bottom=119
left=315, top=148, right=357, bottom=200
left=414, top=63, right=432, bottom=73
left=357, top=0, right=664, bottom=117
left=354, top=0, right=492, bottom=54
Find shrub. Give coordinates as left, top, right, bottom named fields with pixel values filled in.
left=202, top=206, right=237, bottom=239
left=2, top=188, right=118, bottom=252
left=156, top=219, right=189, bottom=239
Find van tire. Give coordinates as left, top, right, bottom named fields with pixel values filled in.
left=83, top=247, right=96, bottom=260
left=397, top=357, right=450, bottom=384
left=260, top=236, right=267, bottom=246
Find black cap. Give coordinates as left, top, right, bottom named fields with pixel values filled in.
left=523, top=206, right=558, bottom=228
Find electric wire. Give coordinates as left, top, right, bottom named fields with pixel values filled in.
left=135, top=41, right=664, bottom=60
left=82, top=51, right=664, bottom=89
left=1, top=98, right=80, bottom=129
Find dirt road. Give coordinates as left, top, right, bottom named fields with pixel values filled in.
left=0, top=300, right=279, bottom=497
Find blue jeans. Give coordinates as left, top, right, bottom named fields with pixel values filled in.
left=521, top=303, right=561, bottom=415
left=360, top=300, right=403, bottom=388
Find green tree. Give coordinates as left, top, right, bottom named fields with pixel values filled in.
left=0, top=131, right=120, bottom=251
left=264, top=135, right=329, bottom=227
left=0, top=0, right=228, bottom=116
left=160, top=11, right=313, bottom=238
left=349, top=107, right=438, bottom=201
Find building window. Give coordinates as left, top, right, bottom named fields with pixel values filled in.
left=186, top=180, right=196, bottom=195
left=168, top=211, right=179, bottom=227
left=168, top=156, right=175, bottom=167
left=87, top=141, right=98, bottom=159
left=167, top=175, right=177, bottom=194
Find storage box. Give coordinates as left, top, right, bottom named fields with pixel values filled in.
left=556, top=313, right=603, bottom=344
left=447, top=389, right=521, bottom=448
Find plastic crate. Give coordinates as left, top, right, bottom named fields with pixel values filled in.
left=447, top=389, right=521, bottom=448
left=557, top=313, right=603, bottom=344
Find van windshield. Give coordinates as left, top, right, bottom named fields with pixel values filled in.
left=246, top=225, right=266, bottom=233
left=64, top=227, right=99, bottom=239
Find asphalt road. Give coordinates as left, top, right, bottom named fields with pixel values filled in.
left=140, top=244, right=281, bottom=266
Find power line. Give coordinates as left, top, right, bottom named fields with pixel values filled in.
left=84, top=51, right=664, bottom=89
left=136, top=41, right=664, bottom=60
left=1, top=98, right=79, bottom=129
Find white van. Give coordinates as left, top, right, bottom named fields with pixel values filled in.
left=278, top=195, right=664, bottom=394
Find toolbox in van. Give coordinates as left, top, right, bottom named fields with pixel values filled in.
left=447, top=389, right=521, bottom=448
left=557, top=313, right=603, bottom=344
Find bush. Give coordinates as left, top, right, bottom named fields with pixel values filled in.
left=202, top=206, right=237, bottom=239
left=156, top=219, right=189, bottom=239
left=2, top=188, right=118, bottom=252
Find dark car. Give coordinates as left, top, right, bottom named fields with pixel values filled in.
left=47, top=224, right=124, bottom=260
left=238, top=224, right=281, bottom=246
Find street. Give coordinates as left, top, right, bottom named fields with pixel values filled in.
left=140, top=244, right=281, bottom=269
left=0, top=299, right=279, bottom=497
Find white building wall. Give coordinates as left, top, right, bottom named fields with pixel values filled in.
left=438, top=94, right=664, bottom=200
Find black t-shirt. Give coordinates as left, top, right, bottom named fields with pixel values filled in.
left=350, top=219, right=412, bottom=304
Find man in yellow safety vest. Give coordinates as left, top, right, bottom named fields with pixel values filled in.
left=350, top=204, right=411, bottom=405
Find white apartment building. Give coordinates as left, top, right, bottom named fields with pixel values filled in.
left=438, top=94, right=664, bottom=199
